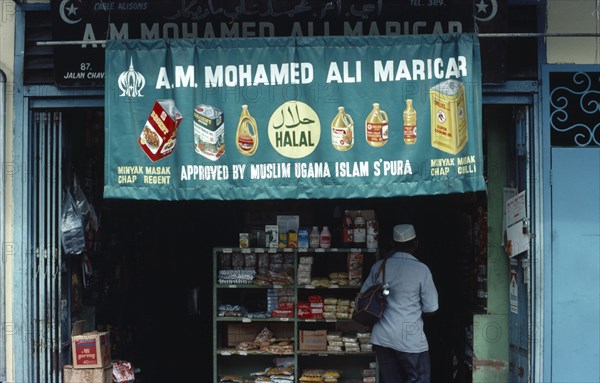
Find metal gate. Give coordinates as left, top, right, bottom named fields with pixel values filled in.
left=28, top=110, right=65, bottom=383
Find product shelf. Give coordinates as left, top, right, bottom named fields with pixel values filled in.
left=213, top=246, right=379, bottom=383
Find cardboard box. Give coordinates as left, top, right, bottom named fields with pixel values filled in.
left=63, top=364, right=112, bottom=383
left=71, top=321, right=111, bottom=369
left=299, top=330, right=327, bottom=351
left=277, top=215, right=300, bottom=248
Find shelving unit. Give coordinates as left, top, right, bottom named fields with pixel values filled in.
left=213, top=246, right=379, bottom=383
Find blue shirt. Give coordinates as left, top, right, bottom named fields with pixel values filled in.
left=360, top=251, right=439, bottom=353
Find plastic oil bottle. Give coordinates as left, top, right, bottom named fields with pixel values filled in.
left=331, top=106, right=354, bottom=151
left=235, top=104, right=258, bottom=156
left=365, top=103, right=389, bottom=147
left=403, top=99, right=417, bottom=144
left=319, top=226, right=332, bottom=249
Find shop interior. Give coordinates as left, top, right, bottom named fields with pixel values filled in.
left=62, top=108, right=489, bottom=382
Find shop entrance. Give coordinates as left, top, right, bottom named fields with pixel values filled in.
left=55, top=107, right=487, bottom=382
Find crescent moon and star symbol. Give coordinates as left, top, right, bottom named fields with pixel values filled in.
left=59, top=0, right=82, bottom=25
left=474, top=0, right=498, bottom=23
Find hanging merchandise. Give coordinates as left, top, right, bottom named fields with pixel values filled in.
left=73, top=176, right=91, bottom=228
left=81, top=253, right=95, bottom=288
left=60, top=189, right=85, bottom=255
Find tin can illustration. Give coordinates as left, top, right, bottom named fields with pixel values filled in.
left=194, top=104, right=225, bottom=161
left=430, top=79, right=468, bottom=155
left=139, top=99, right=182, bottom=162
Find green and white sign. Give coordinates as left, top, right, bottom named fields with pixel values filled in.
left=104, top=34, right=485, bottom=200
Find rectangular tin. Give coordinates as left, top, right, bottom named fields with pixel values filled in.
left=429, top=79, right=468, bottom=155
left=194, top=104, right=225, bottom=161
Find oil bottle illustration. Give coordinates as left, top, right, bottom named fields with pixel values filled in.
left=235, top=104, right=259, bottom=156
left=331, top=106, right=354, bottom=151
left=365, top=103, right=388, bottom=147
left=403, top=99, right=417, bottom=144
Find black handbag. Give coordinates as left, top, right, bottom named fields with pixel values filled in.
left=352, top=257, right=389, bottom=326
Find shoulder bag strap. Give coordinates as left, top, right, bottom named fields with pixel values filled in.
left=374, top=256, right=387, bottom=284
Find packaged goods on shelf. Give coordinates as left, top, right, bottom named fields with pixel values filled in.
left=265, top=225, right=279, bottom=248
left=218, top=269, right=256, bottom=284
left=217, top=304, right=247, bottom=317
left=213, top=246, right=379, bottom=382
left=299, top=330, right=327, bottom=351
left=347, top=252, right=364, bottom=287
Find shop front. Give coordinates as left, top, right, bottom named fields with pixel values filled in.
left=5, top=1, right=547, bottom=382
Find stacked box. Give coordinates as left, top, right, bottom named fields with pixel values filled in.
left=63, top=364, right=112, bottom=383
left=71, top=321, right=111, bottom=369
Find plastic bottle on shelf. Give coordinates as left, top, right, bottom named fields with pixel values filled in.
left=309, top=226, right=320, bottom=248
left=319, top=226, right=332, bottom=249
left=353, top=210, right=366, bottom=247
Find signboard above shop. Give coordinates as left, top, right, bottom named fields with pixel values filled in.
left=50, top=0, right=482, bottom=87
left=103, top=34, right=486, bottom=201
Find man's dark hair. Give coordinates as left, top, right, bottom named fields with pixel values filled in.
left=392, top=237, right=418, bottom=253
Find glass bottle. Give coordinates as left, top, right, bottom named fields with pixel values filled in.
left=353, top=210, right=366, bottom=247
left=342, top=210, right=354, bottom=246
left=331, top=106, right=354, bottom=151
left=235, top=104, right=259, bottom=156
left=403, top=99, right=417, bottom=144
left=365, top=103, right=389, bottom=147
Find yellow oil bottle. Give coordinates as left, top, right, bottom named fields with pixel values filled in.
left=365, top=103, right=388, bottom=147
left=403, top=99, right=417, bottom=144
left=235, top=104, right=258, bottom=156
left=331, top=106, right=354, bottom=151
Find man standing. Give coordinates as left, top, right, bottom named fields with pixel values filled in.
left=360, top=224, right=439, bottom=383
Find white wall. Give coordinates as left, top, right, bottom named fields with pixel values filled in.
left=0, top=0, right=15, bottom=381
left=547, top=0, right=600, bottom=64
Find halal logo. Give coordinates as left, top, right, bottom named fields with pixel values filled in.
left=118, top=58, right=146, bottom=98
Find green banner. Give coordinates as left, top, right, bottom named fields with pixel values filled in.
left=104, top=34, right=485, bottom=200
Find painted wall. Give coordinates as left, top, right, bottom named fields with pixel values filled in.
left=547, top=0, right=600, bottom=64
left=0, top=0, right=16, bottom=381
left=473, top=106, right=510, bottom=382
